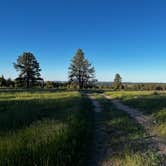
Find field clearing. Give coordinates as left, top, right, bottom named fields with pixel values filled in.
left=1, top=90, right=165, bottom=165
left=105, top=91, right=166, bottom=139
left=0, top=91, right=94, bottom=166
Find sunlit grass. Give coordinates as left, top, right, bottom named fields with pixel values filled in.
left=109, top=152, right=162, bottom=166
left=152, top=109, right=166, bottom=138
left=105, top=91, right=157, bottom=99
left=0, top=91, right=80, bottom=101
left=152, top=123, right=166, bottom=138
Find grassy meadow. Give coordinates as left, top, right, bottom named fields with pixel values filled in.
left=105, top=91, right=166, bottom=139
left=0, top=91, right=94, bottom=166
left=0, top=90, right=165, bottom=166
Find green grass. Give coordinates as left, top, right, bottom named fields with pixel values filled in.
left=0, top=91, right=94, bottom=166
left=96, top=95, right=164, bottom=165
left=105, top=91, right=166, bottom=139
left=105, top=91, right=157, bottom=100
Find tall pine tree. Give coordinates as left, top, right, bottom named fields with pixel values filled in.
left=14, top=52, right=42, bottom=88
left=0, top=75, right=6, bottom=87
left=69, top=49, right=95, bottom=89
left=113, top=73, right=123, bottom=90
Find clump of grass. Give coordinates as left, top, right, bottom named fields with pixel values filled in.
left=152, top=109, right=166, bottom=138
left=153, top=123, right=166, bottom=139
left=153, top=91, right=160, bottom=95
left=153, top=109, right=166, bottom=123
left=109, top=152, right=162, bottom=166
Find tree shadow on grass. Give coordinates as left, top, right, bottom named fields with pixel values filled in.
left=79, top=89, right=105, bottom=94
left=0, top=96, right=81, bottom=134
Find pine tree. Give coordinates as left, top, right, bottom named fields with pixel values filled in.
left=69, top=49, right=95, bottom=89
left=14, top=52, right=42, bottom=88
left=6, top=78, right=15, bottom=87
left=0, top=75, right=6, bottom=87
left=113, top=73, right=123, bottom=90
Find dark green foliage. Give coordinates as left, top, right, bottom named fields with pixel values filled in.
left=44, top=81, right=69, bottom=89
left=5, top=78, right=15, bottom=88
left=14, top=77, right=24, bottom=87
left=112, top=73, right=124, bottom=90
left=69, top=49, right=95, bottom=89
left=0, top=75, right=6, bottom=87
left=96, top=82, right=166, bottom=91
left=0, top=76, right=15, bottom=88
left=14, top=52, right=42, bottom=88
left=124, top=83, right=166, bottom=91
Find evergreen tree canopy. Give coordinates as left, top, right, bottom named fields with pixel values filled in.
left=69, top=49, right=95, bottom=89
left=14, top=52, right=42, bottom=88
left=113, top=73, right=123, bottom=90
left=0, top=75, right=6, bottom=87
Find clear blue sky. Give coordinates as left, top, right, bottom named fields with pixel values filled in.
left=0, top=0, right=166, bottom=82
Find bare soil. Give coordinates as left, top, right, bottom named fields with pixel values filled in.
left=88, top=94, right=109, bottom=166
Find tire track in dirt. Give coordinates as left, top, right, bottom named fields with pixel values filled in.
left=88, top=94, right=108, bottom=166
left=105, top=95, right=166, bottom=159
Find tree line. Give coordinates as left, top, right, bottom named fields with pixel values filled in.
left=1, top=48, right=166, bottom=90
left=0, top=49, right=97, bottom=89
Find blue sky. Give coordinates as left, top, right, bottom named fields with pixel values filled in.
left=0, top=0, right=166, bottom=82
